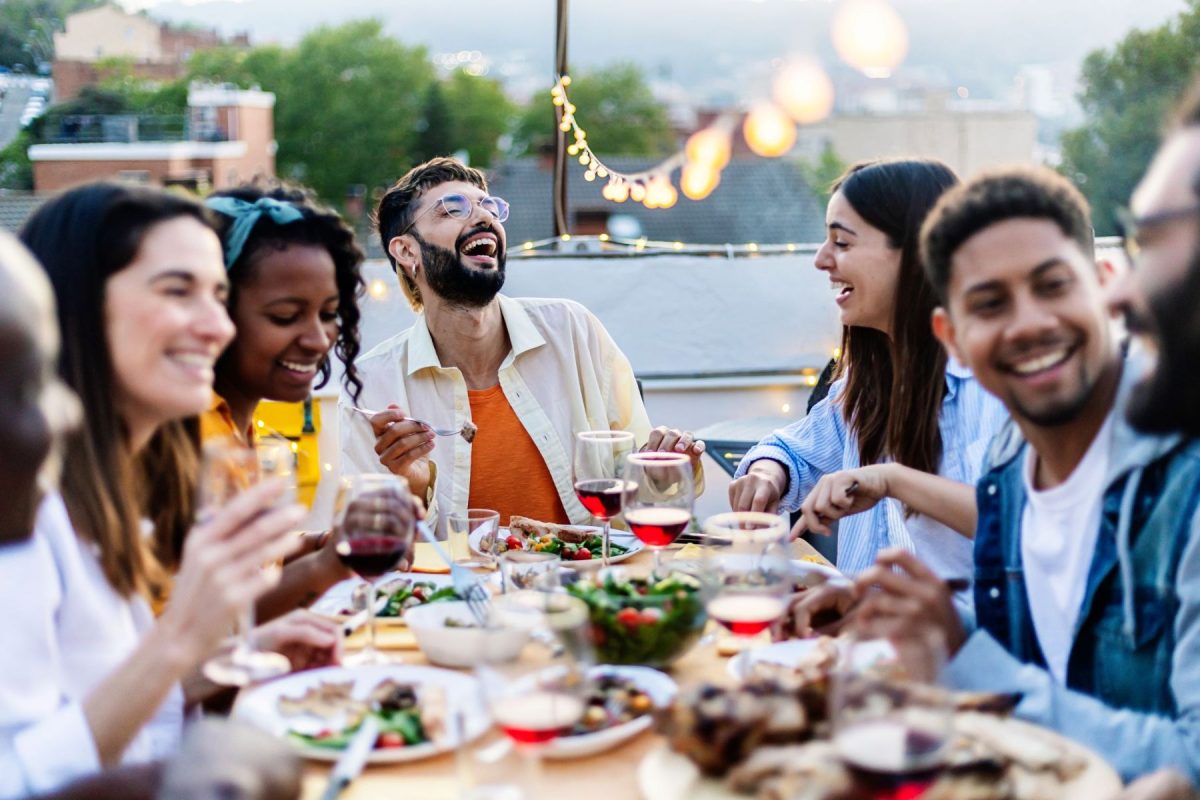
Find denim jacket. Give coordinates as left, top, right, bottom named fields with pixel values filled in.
left=942, top=361, right=1200, bottom=782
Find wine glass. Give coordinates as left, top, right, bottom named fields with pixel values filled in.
left=476, top=591, right=592, bottom=799
left=621, top=451, right=693, bottom=575
left=200, top=436, right=295, bottom=686
left=830, top=633, right=952, bottom=791
left=573, top=431, right=636, bottom=567
left=701, top=512, right=792, bottom=644
left=333, top=473, right=417, bottom=666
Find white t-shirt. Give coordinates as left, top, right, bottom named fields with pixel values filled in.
left=0, top=494, right=185, bottom=798
left=1020, top=411, right=1115, bottom=684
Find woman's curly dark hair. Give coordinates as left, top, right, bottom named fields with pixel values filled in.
left=208, top=181, right=365, bottom=403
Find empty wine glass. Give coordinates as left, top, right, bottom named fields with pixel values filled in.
left=200, top=436, right=295, bottom=686
left=621, top=451, right=693, bottom=575
left=333, top=473, right=417, bottom=666
left=572, top=431, right=636, bottom=567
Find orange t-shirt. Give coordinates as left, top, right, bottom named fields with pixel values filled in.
left=467, top=385, right=569, bottom=526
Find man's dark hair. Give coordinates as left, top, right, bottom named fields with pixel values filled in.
left=374, top=157, right=488, bottom=310
left=920, top=166, right=1094, bottom=302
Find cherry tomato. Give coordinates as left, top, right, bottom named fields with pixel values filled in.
left=639, top=607, right=663, bottom=624
left=506, top=535, right=524, bottom=551
left=616, top=607, right=642, bottom=627
left=573, top=547, right=592, bottom=561
left=412, top=587, right=426, bottom=601
left=377, top=732, right=406, bottom=748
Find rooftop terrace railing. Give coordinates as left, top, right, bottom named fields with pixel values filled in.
left=42, top=114, right=230, bottom=144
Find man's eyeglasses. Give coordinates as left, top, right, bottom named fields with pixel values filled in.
left=401, top=192, right=510, bottom=236
left=1117, top=204, right=1200, bottom=262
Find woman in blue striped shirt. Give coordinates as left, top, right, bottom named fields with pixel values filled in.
left=730, top=159, right=1009, bottom=593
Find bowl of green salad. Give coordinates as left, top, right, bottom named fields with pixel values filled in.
left=567, top=567, right=708, bottom=667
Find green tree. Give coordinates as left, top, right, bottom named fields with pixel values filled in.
left=1059, top=1, right=1200, bottom=235
left=0, top=130, right=33, bottom=190
left=189, top=20, right=435, bottom=204
left=0, top=0, right=103, bottom=70
left=511, top=63, right=675, bottom=158
left=797, top=143, right=846, bottom=208
left=414, top=80, right=454, bottom=164
left=440, top=69, right=514, bottom=167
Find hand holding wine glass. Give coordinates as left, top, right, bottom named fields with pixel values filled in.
left=163, top=478, right=304, bottom=672
left=199, top=436, right=301, bottom=686
left=622, top=451, right=694, bottom=575
left=333, top=474, right=417, bottom=666
left=573, top=431, right=636, bottom=567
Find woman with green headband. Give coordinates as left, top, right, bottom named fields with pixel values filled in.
left=201, top=183, right=370, bottom=617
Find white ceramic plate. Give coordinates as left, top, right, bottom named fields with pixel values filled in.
left=310, top=572, right=455, bottom=618
left=544, top=665, right=677, bottom=760
left=470, top=525, right=644, bottom=567
left=726, top=637, right=896, bottom=681
left=232, top=664, right=489, bottom=763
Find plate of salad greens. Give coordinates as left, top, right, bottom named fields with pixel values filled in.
left=471, top=525, right=642, bottom=565
left=232, top=664, right=488, bottom=763
left=312, top=574, right=462, bottom=620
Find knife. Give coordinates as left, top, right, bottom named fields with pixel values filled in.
left=319, top=715, right=379, bottom=800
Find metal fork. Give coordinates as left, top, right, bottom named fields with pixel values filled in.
left=415, top=520, right=492, bottom=626
left=347, top=405, right=468, bottom=438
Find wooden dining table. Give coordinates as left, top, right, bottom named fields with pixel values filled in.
left=296, top=539, right=1121, bottom=800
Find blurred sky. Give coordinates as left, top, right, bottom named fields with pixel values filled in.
left=117, top=0, right=1187, bottom=102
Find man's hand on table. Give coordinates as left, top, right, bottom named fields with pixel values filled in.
left=371, top=403, right=434, bottom=498
left=728, top=460, right=788, bottom=513
left=780, top=581, right=859, bottom=639
left=641, top=426, right=707, bottom=471
left=852, top=548, right=966, bottom=682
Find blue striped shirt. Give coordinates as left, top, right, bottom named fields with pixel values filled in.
left=737, top=359, right=1009, bottom=577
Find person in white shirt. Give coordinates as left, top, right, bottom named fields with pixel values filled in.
left=341, top=157, right=703, bottom=531
left=0, top=185, right=338, bottom=799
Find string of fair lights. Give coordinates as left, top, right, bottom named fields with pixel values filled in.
left=553, top=0, right=910, bottom=211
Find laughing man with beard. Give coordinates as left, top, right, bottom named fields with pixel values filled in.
left=340, top=157, right=703, bottom=533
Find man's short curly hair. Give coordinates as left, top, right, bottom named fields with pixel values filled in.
left=920, top=166, right=1093, bottom=303
left=374, top=157, right=489, bottom=311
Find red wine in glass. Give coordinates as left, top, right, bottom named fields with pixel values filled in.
left=706, top=594, right=787, bottom=636
left=835, top=719, right=946, bottom=792
left=574, top=478, right=635, bottom=520
left=336, top=537, right=408, bottom=580
left=626, top=507, right=691, bottom=547
left=491, top=691, right=584, bottom=745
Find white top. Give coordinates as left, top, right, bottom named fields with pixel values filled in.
left=339, top=295, right=654, bottom=534
left=1020, top=411, right=1115, bottom=684
left=0, top=494, right=185, bottom=799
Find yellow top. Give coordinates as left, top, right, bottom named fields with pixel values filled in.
left=200, top=392, right=255, bottom=446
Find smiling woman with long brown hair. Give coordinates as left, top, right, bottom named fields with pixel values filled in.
left=0, top=183, right=337, bottom=798
left=729, top=159, right=1009, bottom=596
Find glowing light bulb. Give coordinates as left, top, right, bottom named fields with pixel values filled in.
left=831, top=0, right=909, bottom=78
left=578, top=154, right=590, bottom=166
left=630, top=183, right=647, bottom=203
left=685, top=128, right=732, bottom=170
left=781, top=403, right=791, bottom=414
left=367, top=278, right=389, bottom=300
left=680, top=163, right=720, bottom=200
left=523, top=241, right=534, bottom=250
left=559, top=121, right=571, bottom=132
left=773, top=58, right=835, bottom=124
left=608, top=182, right=629, bottom=203
left=742, top=103, right=796, bottom=157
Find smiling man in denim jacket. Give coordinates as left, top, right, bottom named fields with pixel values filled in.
left=851, top=164, right=1200, bottom=784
